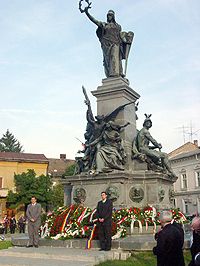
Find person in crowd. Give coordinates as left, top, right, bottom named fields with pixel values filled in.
left=96, top=191, right=113, bottom=251
left=194, top=253, right=200, bottom=266
left=9, top=216, right=17, bottom=234
left=188, top=217, right=200, bottom=266
left=18, top=214, right=26, bottom=233
left=26, top=196, right=41, bottom=248
left=153, top=210, right=185, bottom=266
left=3, top=214, right=9, bottom=234
left=0, top=217, right=5, bottom=234
left=155, top=218, right=184, bottom=245
left=171, top=218, right=184, bottom=244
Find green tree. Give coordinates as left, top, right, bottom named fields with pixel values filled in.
left=52, top=183, right=64, bottom=207
left=0, top=129, right=24, bottom=152
left=6, top=169, right=53, bottom=210
left=62, top=164, right=75, bottom=177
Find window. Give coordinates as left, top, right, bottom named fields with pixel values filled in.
left=185, top=201, right=189, bottom=214
left=180, top=168, right=188, bottom=189
left=182, top=173, right=187, bottom=189
left=182, top=199, right=189, bottom=214
left=194, top=165, right=200, bottom=187
left=196, top=172, right=200, bottom=187
left=197, top=198, right=200, bottom=214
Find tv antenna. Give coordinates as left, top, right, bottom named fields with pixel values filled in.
left=187, top=120, right=199, bottom=142
left=175, top=125, right=189, bottom=144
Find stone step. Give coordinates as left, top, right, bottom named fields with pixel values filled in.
left=10, top=233, right=191, bottom=251
left=0, top=256, right=93, bottom=266
left=0, top=246, right=131, bottom=266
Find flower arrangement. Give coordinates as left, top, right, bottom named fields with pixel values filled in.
left=170, top=208, right=187, bottom=223
left=40, top=205, right=188, bottom=244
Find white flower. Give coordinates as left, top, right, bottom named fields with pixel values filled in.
left=51, top=234, right=61, bottom=240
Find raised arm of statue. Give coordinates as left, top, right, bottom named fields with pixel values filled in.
left=85, top=9, right=102, bottom=27
left=86, top=109, right=95, bottom=125
left=79, top=0, right=102, bottom=27
left=82, top=86, right=95, bottom=124
left=116, top=122, right=130, bottom=132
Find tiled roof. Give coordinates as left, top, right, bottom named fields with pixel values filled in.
left=170, top=149, right=200, bottom=161
left=0, top=152, right=48, bottom=163
left=48, top=158, right=74, bottom=177
left=168, top=141, right=198, bottom=158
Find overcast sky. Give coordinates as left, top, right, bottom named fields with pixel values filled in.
left=0, top=0, right=199, bottom=159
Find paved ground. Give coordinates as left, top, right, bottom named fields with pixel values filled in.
left=0, top=232, right=191, bottom=266
left=0, top=246, right=130, bottom=266
left=0, top=233, right=131, bottom=266
left=0, top=247, right=130, bottom=266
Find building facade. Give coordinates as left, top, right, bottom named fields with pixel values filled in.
left=0, top=152, right=49, bottom=218
left=169, top=141, right=200, bottom=217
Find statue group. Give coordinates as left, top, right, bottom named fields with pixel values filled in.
left=75, top=89, right=176, bottom=180
left=61, top=1, right=177, bottom=209
left=74, top=0, right=177, bottom=181
left=75, top=86, right=131, bottom=176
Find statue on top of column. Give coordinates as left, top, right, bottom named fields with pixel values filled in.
left=79, top=0, right=134, bottom=78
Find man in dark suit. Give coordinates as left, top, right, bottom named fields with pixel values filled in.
left=3, top=214, right=9, bottom=234
left=26, top=196, right=42, bottom=248
left=96, top=191, right=113, bottom=251
left=18, top=214, right=26, bottom=233
left=155, top=219, right=184, bottom=246
left=188, top=217, right=200, bottom=266
left=153, top=210, right=185, bottom=266
left=171, top=219, right=184, bottom=244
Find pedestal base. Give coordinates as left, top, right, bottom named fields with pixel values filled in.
left=60, top=170, right=175, bottom=210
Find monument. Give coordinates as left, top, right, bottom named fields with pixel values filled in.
left=60, top=0, right=177, bottom=210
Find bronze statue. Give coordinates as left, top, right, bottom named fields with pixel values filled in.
left=106, top=186, right=119, bottom=202
left=76, top=86, right=133, bottom=175
left=158, top=186, right=165, bottom=202
left=79, top=0, right=134, bottom=78
left=75, top=85, right=134, bottom=175
left=129, top=187, right=144, bottom=203
left=73, top=187, right=86, bottom=204
left=87, top=120, right=129, bottom=175
left=132, top=114, right=177, bottom=180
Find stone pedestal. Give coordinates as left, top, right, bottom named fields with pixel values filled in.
left=60, top=170, right=175, bottom=210
left=61, top=77, right=175, bottom=210
left=91, top=77, right=140, bottom=170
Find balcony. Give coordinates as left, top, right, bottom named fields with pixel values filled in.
left=0, top=188, right=9, bottom=197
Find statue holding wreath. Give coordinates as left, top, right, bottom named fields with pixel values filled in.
left=79, top=0, right=134, bottom=78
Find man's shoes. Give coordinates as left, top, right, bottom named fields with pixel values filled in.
left=34, top=245, right=39, bottom=248
left=26, top=245, right=33, bottom=248
left=105, top=248, right=111, bottom=251
left=99, top=248, right=105, bottom=251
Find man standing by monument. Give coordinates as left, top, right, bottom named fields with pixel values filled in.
left=153, top=210, right=185, bottom=266
left=96, top=191, right=113, bottom=251
left=26, top=196, right=41, bottom=248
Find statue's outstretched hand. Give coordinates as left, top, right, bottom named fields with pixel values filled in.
left=157, top=143, right=162, bottom=150
left=79, top=0, right=92, bottom=13
left=84, top=100, right=90, bottom=106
